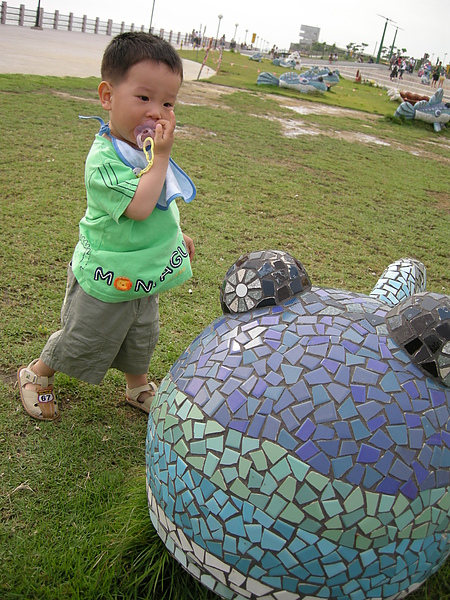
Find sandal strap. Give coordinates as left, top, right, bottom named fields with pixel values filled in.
left=126, top=383, right=153, bottom=402
left=37, top=388, right=57, bottom=419
left=22, top=360, right=54, bottom=388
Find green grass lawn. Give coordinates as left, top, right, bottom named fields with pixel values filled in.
left=0, top=47, right=449, bottom=600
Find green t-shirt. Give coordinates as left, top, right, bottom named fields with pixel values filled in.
left=72, top=135, right=192, bottom=303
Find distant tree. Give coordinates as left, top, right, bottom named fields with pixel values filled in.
left=380, top=46, right=390, bottom=60
left=311, top=40, right=325, bottom=56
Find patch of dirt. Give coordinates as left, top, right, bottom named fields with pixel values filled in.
left=426, top=190, right=450, bottom=214
left=177, top=81, right=236, bottom=106
left=281, top=101, right=379, bottom=120
left=53, top=91, right=98, bottom=103
left=0, top=369, right=16, bottom=387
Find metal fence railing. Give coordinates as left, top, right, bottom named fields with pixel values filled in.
left=0, top=2, right=191, bottom=46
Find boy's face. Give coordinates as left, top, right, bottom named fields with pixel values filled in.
left=99, top=59, right=182, bottom=148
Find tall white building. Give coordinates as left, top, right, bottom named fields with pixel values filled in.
left=299, top=24, right=320, bottom=50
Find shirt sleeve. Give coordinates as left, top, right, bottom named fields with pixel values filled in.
left=85, top=140, right=139, bottom=223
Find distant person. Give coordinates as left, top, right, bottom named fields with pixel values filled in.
left=431, top=62, right=441, bottom=88
left=390, top=64, right=398, bottom=80
left=17, top=32, right=196, bottom=421
left=438, top=65, right=446, bottom=88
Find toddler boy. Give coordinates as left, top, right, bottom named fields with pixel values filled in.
left=18, top=32, right=195, bottom=420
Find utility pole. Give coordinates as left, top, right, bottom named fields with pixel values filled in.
left=376, top=15, right=396, bottom=64
left=388, top=26, right=404, bottom=61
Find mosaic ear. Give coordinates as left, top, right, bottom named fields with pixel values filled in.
left=387, top=292, right=450, bottom=387
left=220, top=250, right=311, bottom=314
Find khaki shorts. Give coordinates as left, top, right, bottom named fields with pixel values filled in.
left=40, top=265, right=159, bottom=384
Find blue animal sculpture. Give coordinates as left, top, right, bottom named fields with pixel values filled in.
left=146, top=251, right=450, bottom=600
left=273, top=58, right=296, bottom=69
left=250, top=52, right=263, bottom=62
left=273, top=52, right=302, bottom=70
left=301, top=66, right=340, bottom=87
left=257, top=71, right=328, bottom=93
left=395, top=88, right=450, bottom=132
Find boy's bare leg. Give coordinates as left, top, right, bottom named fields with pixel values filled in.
left=125, top=373, right=155, bottom=403
left=24, top=359, right=56, bottom=391
left=125, top=373, right=148, bottom=389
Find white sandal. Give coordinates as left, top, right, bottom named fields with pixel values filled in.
left=17, top=359, right=59, bottom=421
left=125, top=382, right=158, bottom=414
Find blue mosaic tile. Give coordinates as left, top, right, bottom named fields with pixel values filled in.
left=146, top=252, right=450, bottom=600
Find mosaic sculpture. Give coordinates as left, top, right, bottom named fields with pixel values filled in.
left=273, top=58, right=292, bottom=67
left=146, top=251, right=450, bottom=600
left=273, top=51, right=302, bottom=69
left=300, top=66, right=340, bottom=87
left=272, top=58, right=301, bottom=70
left=257, top=71, right=328, bottom=94
left=395, top=87, right=450, bottom=132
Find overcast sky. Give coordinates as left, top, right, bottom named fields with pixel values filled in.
left=37, top=0, right=448, bottom=63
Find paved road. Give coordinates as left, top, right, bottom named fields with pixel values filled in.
left=0, top=24, right=214, bottom=80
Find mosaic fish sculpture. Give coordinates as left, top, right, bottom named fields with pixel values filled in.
left=257, top=71, right=329, bottom=93
left=272, top=58, right=300, bottom=69
left=273, top=51, right=302, bottom=70
left=300, top=66, right=340, bottom=87
left=146, top=251, right=450, bottom=600
left=395, top=87, right=450, bottom=132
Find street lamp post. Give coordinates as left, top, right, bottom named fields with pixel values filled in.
left=34, top=0, right=42, bottom=28
left=149, top=0, right=156, bottom=34
left=244, top=29, right=248, bottom=45
left=234, top=23, right=238, bottom=41
left=215, top=14, right=223, bottom=49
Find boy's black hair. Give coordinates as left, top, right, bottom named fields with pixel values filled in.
left=101, top=31, right=183, bottom=83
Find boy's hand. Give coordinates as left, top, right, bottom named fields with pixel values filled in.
left=153, top=110, right=176, bottom=157
left=183, top=233, right=195, bottom=261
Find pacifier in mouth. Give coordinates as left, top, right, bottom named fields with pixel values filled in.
left=134, top=120, right=157, bottom=149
